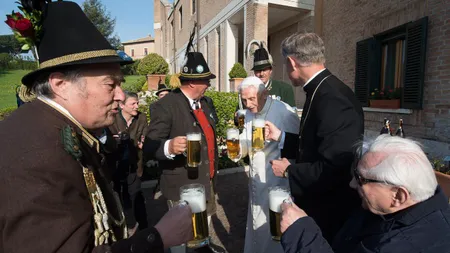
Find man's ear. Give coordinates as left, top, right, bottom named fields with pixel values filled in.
left=391, top=186, right=410, bottom=207
left=48, top=72, right=69, bottom=99
left=287, top=56, right=298, bottom=70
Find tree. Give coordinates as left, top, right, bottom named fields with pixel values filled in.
left=0, top=35, right=23, bottom=55
left=82, top=0, right=122, bottom=49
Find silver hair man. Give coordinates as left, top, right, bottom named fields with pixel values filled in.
left=281, top=33, right=326, bottom=66
left=355, top=135, right=437, bottom=203
left=238, top=76, right=268, bottom=114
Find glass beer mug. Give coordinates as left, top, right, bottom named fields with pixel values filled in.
left=180, top=184, right=210, bottom=248
left=186, top=132, right=202, bottom=167
left=237, top=109, right=246, bottom=129
left=268, top=186, right=290, bottom=241
left=252, top=118, right=265, bottom=151
left=226, top=128, right=241, bottom=162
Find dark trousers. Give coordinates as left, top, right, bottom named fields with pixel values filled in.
left=114, top=160, right=148, bottom=229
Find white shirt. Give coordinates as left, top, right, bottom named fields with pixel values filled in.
left=163, top=90, right=200, bottom=158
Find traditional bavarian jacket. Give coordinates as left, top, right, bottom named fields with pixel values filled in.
left=0, top=98, right=164, bottom=253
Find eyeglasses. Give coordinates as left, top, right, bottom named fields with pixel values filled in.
left=353, top=165, right=386, bottom=186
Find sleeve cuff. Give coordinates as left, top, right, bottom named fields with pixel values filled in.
left=164, top=139, right=175, bottom=160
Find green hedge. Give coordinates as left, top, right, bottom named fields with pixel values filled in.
left=122, top=76, right=146, bottom=93
left=137, top=53, right=169, bottom=75
left=121, top=59, right=141, bottom=75
left=0, top=53, right=37, bottom=71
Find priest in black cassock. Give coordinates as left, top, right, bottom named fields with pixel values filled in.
left=265, top=32, right=364, bottom=243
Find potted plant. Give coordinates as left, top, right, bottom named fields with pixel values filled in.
left=432, top=157, right=450, bottom=200
left=228, top=63, right=247, bottom=92
left=137, top=53, right=169, bottom=91
left=369, top=87, right=402, bottom=109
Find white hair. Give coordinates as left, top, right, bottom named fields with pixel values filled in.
left=360, top=135, right=437, bottom=202
left=238, top=76, right=265, bottom=94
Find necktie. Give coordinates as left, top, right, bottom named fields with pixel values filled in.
left=193, top=100, right=200, bottom=110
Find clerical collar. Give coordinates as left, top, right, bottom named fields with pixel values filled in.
left=303, top=68, right=326, bottom=89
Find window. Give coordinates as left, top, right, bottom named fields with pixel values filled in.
left=179, top=6, right=183, bottom=30
left=131, top=49, right=134, bottom=57
left=354, top=16, right=428, bottom=109
left=192, top=0, right=196, bottom=15
left=144, top=48, right=148, bottom=56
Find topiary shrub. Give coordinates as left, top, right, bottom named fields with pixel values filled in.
left=122, top=76, right=146, bottom=93
left=228, top=63, right=247, bottom=79
left=137, top=53, right=169, bottom=75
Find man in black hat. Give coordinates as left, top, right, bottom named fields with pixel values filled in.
left=144, top=37, right=224, bottom=252
left=156, top=82, right=171, bottom=99
left=252, top=45, right=296, bottom=107
left=0, top=1, right=194, bottom=252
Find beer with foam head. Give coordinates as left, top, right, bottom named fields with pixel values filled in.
left=180, top=184, right=209, bottom=248
left=187, top=132, right=202, bottom=167
left=252, top=119, right=265, bottom=151
left=269, top=186, right=290, bottom=241
left=237, top=109, right=246, bottom=129
left=226, top=128, right=241, bottom=162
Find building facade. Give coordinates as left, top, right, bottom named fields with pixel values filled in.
left=122, top=35, right=155, bottom=60
left=154, top=0, right=449, bottom=157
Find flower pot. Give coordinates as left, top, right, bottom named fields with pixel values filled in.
left=435, top=171, right=450, bottom=200
left=369, top=99, right=400, bottom=109
left=146, top=74, right=166, bottom=91
left=229, top=78, right=245, bottom=92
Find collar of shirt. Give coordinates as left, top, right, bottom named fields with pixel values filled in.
left=38, top=96, right=82, bottom=126
left=303, top=68, right=326, bottom=89
left=181, top=89, right=201, bottom=109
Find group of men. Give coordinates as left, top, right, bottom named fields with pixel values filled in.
left=1, top=1, right=450, bottom=253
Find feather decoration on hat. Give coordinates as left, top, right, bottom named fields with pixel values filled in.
left=246, top=39, right=273, bottom=64
left=181, top=23, right=197, bottom=67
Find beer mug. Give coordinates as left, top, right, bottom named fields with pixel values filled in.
left=252, top=118, right=265, bottom=151
left=237, top=109, right=246, bottom=129
left=180, top=184, right=210, bottom=248
left=269, top=186, right=290, bottom=241
left=186, top=132, right=202, bottom=167
left=226, top=128, right=241, bottom=162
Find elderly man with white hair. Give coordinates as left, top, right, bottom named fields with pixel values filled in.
left=279, top=135, right=450, bottom=253
left=235, top=76, right=300, bottom=253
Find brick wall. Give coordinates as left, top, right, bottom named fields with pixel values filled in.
left=322, top=0, right=450, bottom=144
left=244, top=2, right=269, bottom=72
left=198, top=0, right=233, bottom=28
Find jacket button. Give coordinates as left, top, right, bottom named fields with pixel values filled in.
left=130, top=244, right=136, bottom=252
left=205, top=160, right=209, bottom=165
left=147, top=233, right=155, bottom=243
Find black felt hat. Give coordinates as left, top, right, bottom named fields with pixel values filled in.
left=252, top=47, right=273, bottom=71
left=156, top=83, right=171, bottom=96
left=21, top=1, right=133, bottom=87
left=179, top=25, right=215, bottom=81
left=179, top=52, right=216, bottom=81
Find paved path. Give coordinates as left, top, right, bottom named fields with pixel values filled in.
left=143, top=171, right=249, bottom=253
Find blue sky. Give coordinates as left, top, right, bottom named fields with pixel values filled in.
left=0, top=0, right=155, bottom=43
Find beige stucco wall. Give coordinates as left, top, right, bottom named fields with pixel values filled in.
left=123, top=41, right=155, bottom=60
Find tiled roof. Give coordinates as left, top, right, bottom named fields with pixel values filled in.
left=122, top=35, right=154, bottom=45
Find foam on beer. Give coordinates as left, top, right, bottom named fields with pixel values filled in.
left=253, top=118, right=265, bottom=128
left=187, top=133, right=202, bottom=141
left=180, top=188, right=207, bottom=213
left=269, top=188, right=290, bottom=212
left=227, top=129, right=239, bottom=140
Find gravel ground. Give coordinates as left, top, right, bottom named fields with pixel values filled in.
left=142, top=171, right=249, bottom=253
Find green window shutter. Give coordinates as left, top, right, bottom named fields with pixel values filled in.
left=402, top=16, right=428, bottom=109
left=354, top=38, right=381, bottom=107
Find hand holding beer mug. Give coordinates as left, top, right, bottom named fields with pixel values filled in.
left=264, top=121, right=282, bottom=142
left=186, top=132, right=202, bottom=167
left=252, top=119, right=265, bottom=151
left=169, top=136, right=187, bottom=155
left=280, top=199, right=307, bottom=234
left=237, top=109, right=246, bottom=130
left=269, top=186, right=290, bottom=241
left=226, top=128, right=241, bottom=162
left=180, top=184, right=210, bottom=248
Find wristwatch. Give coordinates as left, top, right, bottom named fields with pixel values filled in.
left=283, top=167, right=289, bottom=178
